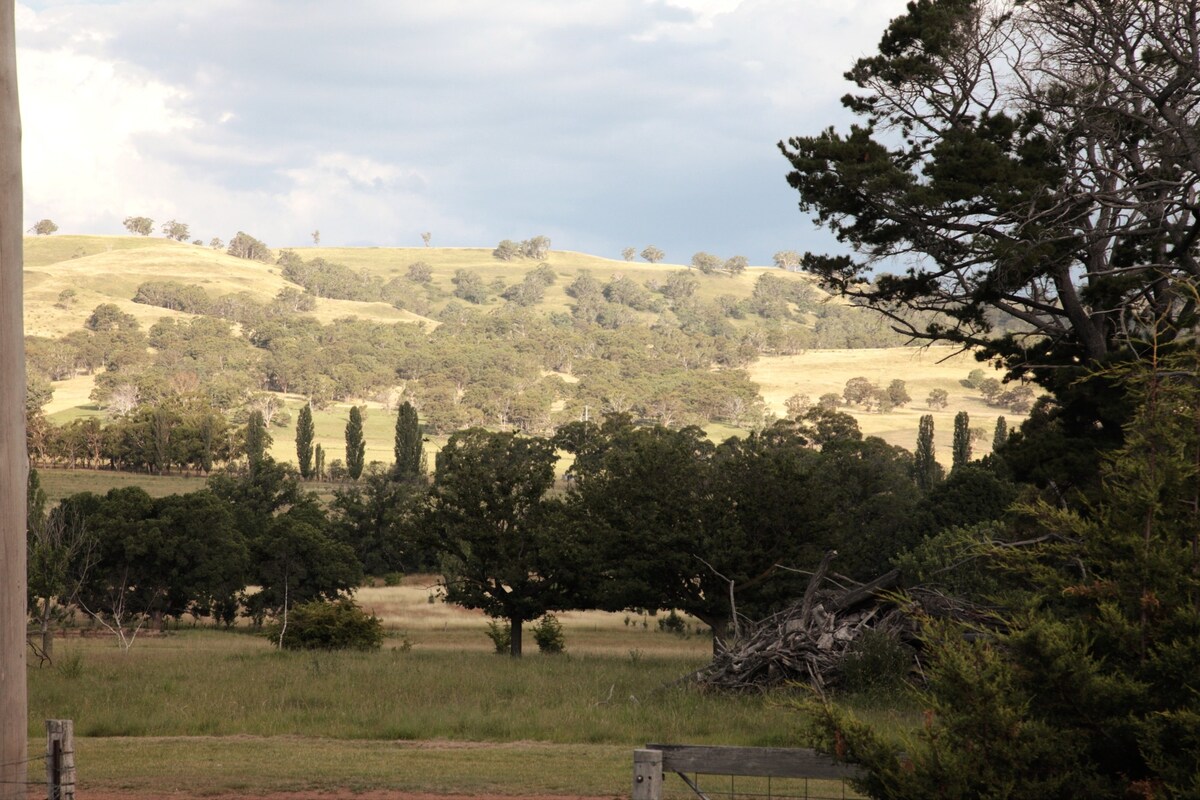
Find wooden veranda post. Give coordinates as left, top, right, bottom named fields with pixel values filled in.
left=45, top=721, right=75, bottom=800
left=0, top=1, right=24, bottom=797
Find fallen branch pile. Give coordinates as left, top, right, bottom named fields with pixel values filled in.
left=692, top=553, right=997, bottom=692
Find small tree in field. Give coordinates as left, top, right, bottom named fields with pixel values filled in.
left=641, top=245, right=665, bottom=263
left=29, top=219, right=57, bottom=235
left=621, top=247, right=636, bottom=261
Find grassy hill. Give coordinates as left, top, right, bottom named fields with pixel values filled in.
left=26, top=235, right=1026, bottom=475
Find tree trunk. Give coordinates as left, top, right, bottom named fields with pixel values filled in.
left=509, top=612, right=523, bottom=657
left=0, top=0, right=25, bottom=791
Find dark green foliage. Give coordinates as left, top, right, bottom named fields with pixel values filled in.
left=330, top=466, right=421, bottom=576
left=269, top=599, right=382, bottom=651
left=419, top=429, right=575, bottom=656
left=245, top=410, right=269, bottom=468
left=914, top=414, right=940, bottom=492
left=392, top=401, right=422, bottom=480
left=532, top=614, right=565, bottom=654
left=484, top=620, right=511, bottom=653
left=780, top=0, right=1200, bottom=495
left=806, top=352, right=1200, bottom=798
left=992, top=416, right=1007, bottom=452
left=837, top=630, right=914, bottom=694
left=951, top=411, right=970, bottom=472
left=295, top=404, right=314, bottom=479
left=344, top=406, right=365, bottom=480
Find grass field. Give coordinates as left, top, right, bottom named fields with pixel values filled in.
left=26, top=578, right=913, bottom=797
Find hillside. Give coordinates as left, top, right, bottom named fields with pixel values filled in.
left=24, top=234, right=1028, bottom=471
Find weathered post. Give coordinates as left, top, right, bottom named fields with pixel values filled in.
left=0, top=0, right=25, bottom=797
left=45, top=720, right=75, bottom=800
left=632, top=748, right=663, bottom=800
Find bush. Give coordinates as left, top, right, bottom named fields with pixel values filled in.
left=268, top=599, right=383, bottom=651
left=532, top=614, right=565, bottom=654
left=485, top=620, right=511, bottom=654
left=837, top=629, right=913, bottom=693
left=657, top=609, right=687, bottom=635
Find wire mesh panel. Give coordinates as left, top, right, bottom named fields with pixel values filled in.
left=640, top=744, right=865, bottom=800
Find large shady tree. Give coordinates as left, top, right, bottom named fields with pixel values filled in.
left=419, top=429, right=580, bottom=656
left=782, top=0, right=1200, bottom=372
left=781, top=0, right=1200, bottom=491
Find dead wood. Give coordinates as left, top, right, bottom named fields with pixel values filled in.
left=690, top=561, right=996, bottom=692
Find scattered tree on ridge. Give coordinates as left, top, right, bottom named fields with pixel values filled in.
left=28, top=219, right=57, bottom=235
left=160, top=220, right=190, bottom=241
left=122, top=216, right=153, bottom=236
left=641, top=245, right=665, bottom=263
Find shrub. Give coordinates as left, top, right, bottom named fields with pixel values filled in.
left=837, top=629, right=914, bottom=693
left=657, top=609, right=687, bottom=635
left=532, top=614, right=565, bottom=654
left=269, top=599, right=383, bottom=651
left=485, top=620, right=511, bottom=654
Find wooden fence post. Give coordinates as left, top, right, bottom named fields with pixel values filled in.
left=632, top=748, right=663, bottom=800
left=45, top=720, right=75, bottom=800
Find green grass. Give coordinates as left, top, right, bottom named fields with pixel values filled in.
left=24, top=577, right=916, bottom=798
left=30, top=631, right=799, bottom=744
left=28, top=630, right=893, bottom=797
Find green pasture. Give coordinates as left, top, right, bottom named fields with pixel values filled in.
left=25, top=625, right=911, bottom=796
left=24, top=575, right=918, bottom=797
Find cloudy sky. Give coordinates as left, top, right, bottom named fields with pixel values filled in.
left=17, top=0, right=906, bottom=264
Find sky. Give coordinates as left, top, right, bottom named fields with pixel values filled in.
left=16, top=0, right=907, bottom=265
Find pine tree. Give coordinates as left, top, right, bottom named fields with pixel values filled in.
left=245, top=410, right=270, bottom=468
left=992, top=416, right=1007, bottom=453
left=804, top=351, right=1200, bottom=798
left=345, top=406, right=365, bottom=480
left=392, top=401, right=423, bottom=480
left=914, top=414, right=940, bottom=492
left=951, top=411, right=971, bottom=472
left=296, top=404, right=314, bottom=478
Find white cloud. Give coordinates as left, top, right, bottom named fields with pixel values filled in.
left=15, top=0, right=910, bottom=260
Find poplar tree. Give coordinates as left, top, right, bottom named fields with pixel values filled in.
left=314, top=444, right=325, bottom=481
left=345, top=406, right=365, bottom=480
left=914, top=414, right=939, bottom=492
left=992, top=416, right=1008, bottom=453
left=392, top=401, right=423, bottom=480
left=295, top=404, right=314, bottom=478
left=245, top=410, right=269, bottom=468
left=951, top=411, right=971, bottom=473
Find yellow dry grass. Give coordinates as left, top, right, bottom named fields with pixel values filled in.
left=749, top=346, right=1028, bottom=463
left=355, top=575, right=708, bottom=657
